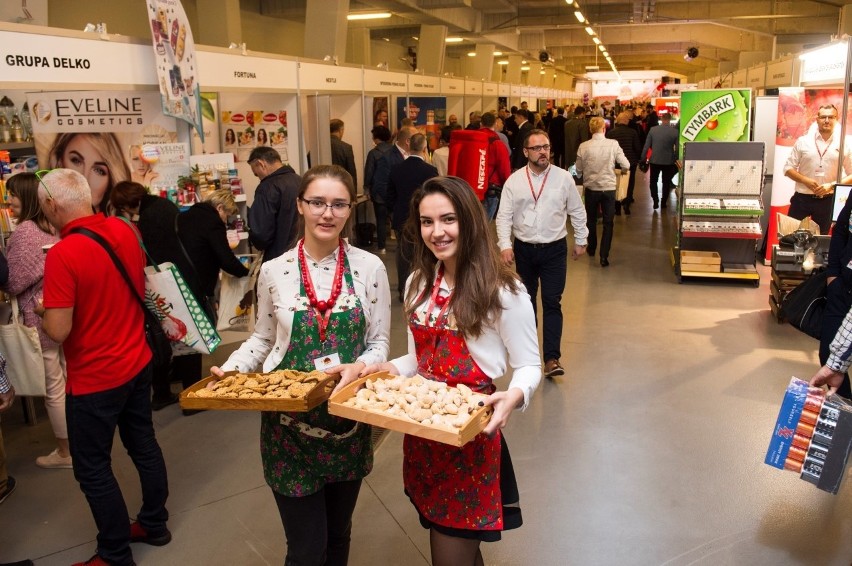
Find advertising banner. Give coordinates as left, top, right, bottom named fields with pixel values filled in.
left=396, top=97, right=447, bottom=152
left=221, top=109, right=288, bottom=163
left=766, top=88, right=852, bottom=260
left=190, top=92, right=221, bottom=155
left=27, top=90, right=179, bottom=207
left=678, top=89, right=751, bottom=155
left=146, top=0, right=203, bottom=140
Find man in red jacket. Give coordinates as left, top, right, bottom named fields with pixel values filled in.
left=37, top=169, right=170, bottom=566
left=480, top=111, right=511, bottom=220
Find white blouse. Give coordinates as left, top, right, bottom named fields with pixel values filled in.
left=222, top=241, right=391, bottom=373
left=390, top=269, right=542, bottom=411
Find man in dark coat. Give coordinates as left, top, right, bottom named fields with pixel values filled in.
left=387, top=133, right=438, bottom=302
left=247, top=146, right=301, bottom=262
left=563, top=106, right=590, bottom=170
left=606, top=111, right=642, bottom=215
left=548, top=107, right=568, bottom=168
left=330, top=118, right=357, bottom=188
left=511, top=109, right=534, bottom=170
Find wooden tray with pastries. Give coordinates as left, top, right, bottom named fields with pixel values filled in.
left=180, top=369, right=338, bottom=412
left=328, top=371, right=492, bottom=447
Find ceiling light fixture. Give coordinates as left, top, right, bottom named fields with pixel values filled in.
left=599, top=44, right=605, bottom=52
left=574, top=11, right=585, bottom=23
left=584, top=26, right=595, bottom=36
left=592, top=37, right=601, bottom=45
left=494, top=51, right=503, bottom=56
left=445, top=37, right=464, bottom=43
left=521, top=66, right=530, bottom=71
left=467, top=52, right=476, bottom=57
left=497, top=60, right=509, bottom=65
left=347, top=12, right=391, bottom=20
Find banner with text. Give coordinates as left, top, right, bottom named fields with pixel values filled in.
left=678, top=89, right=751, bottom=156
left=27, top=90, right=179, bottom=205
left=146, top=0, right=203, bottom=140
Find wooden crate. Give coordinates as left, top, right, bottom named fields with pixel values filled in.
left=680, top=250, right=722, bottom=265
left=328, top=372, right=492, bottom=447
left=179, top=371, right=338, bottom=412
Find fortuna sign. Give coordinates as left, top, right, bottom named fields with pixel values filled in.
left=681, top=93, right=736, bottom=141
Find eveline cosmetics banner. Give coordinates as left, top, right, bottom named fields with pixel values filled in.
left=678, top=89, right=751, bottom=155
left=27, top=90, right=179, bottom=194
left=146, top=0, right=203, bottom=140
left=766, top=88, right=850, bottom=260
left=396, top=97, right=447, bottom=152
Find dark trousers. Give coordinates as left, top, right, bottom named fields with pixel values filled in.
left=395, top=229, right=414, bottom=296
left=513, top=238, right=567, bottom=362
left=650, top=163, right=678, bottom=205
left=372, top=199, right=389, bottom=250
left=819, top=278, right=852, bottom=398
left=273, top=479, right=363, bottom=566
left=66, top=363, right=169, bottom=566
left=788, top=192, right=833, bottom=235
left=585, top=189, right=616, bottom=260
left=551, top=145, right=564, bottom=168
left=625, top=163, right=638, bottom=203
left=152, top=353, right=202, bottom=399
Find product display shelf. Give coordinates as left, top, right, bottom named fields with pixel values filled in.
left=675, top=142, right=765, bottom=286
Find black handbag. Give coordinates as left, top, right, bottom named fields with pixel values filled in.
left=72, top=227, right=173, bottom=366
left=780, top=270, right=828, bottom=340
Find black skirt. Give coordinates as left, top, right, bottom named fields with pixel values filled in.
left=410, top=434, right=522, bottom=542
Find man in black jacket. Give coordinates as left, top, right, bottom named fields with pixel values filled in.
left=564, top=106, right=590, bottom=170
left=606, top=111, right=642, bottom=215
left=365, top=125, right=416, bottom=254
left=387, top=133, right=438, bottom=302
left=247, top=147, right=300, bottom=262
left=511, top=109, right=533, bottom=170
left=330, top=119, right=357, bottom=187
left=548, top=107, right=568, bottom=168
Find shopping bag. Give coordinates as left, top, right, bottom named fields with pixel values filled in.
left=144, top=262, right=221, bottom=355
left=217, top=255, right=261, bottom=333
left=0, top=299, right=46, bottom=396
left=615, top=170, right=629, bottom=202
left=780, top=270, right=827, bottom=340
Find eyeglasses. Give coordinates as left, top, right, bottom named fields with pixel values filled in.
left=525, top=144, right=551, bottom=152
left=299, top=198, right=352, bottom=217
left=35, top=169, right=54, bottom=199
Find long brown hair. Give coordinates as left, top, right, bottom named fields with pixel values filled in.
left=297, top=164, right=356, bottom=241
left=6, top=173, right=52, bottom=234
left=403, top=176, right=520, bottom=338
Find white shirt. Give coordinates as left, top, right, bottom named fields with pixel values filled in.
left=222, top=241, right=391, bottom=373
left=390, top=269, right=542, bottom=410
left=432, top=146, right=449, bottom=176
left=496, top=164, right=589, bottom=249
left=575, top=133, right=630, bottom=191
left=784, top=125, right=852, bottom=194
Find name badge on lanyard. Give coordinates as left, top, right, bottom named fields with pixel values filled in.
left=313, top=352, right=342, bottom=371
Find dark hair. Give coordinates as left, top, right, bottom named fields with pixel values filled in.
left=480, top=111, right=497, bottom=128
left=410, top=133, right=427, bottom=153
left=517, top=108, right=530, bottom=120
left=403, top=176, right=520, bottom=338
left=330, top=118, right=345, bottom=134
left=440, top=125, right=453, bottom=143
left=371, top=125, right=392, bottom=142
left=297, top=165, right=356, bottom=240
left=510, top=105, right=518, bottom=113
left=523, top=128, right=548, bottom=148
left=557, top=107, right=564, bottom=115
left=6, top=173, right=51, bottom=234
left=248, top=146, right=281, bottom=164
left=574, top=106, right=586, bottom=116
left=110, top=181, right=149, bottom=215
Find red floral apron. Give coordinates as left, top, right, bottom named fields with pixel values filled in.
left=403, top=289, right=503, bottom=531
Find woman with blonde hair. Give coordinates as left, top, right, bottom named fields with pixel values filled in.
left=48, top=132, right=131, bottom=214
left=2, top=173, right=69, bottom=468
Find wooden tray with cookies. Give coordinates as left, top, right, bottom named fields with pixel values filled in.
left=328, top=371, right=492, bottom=447
left=179, top=369, right=338, bottom=412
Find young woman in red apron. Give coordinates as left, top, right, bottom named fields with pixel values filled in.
left=366, top=176, right=542, bottom=565
left=211, top=165, right=391, bottom=565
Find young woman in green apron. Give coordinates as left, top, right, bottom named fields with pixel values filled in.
left=364, top=176, right=541, bottom=566
left=211, top=165, right=391, bottom=565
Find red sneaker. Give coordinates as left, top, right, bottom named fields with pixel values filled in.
left=71, top=555, right=114, bottom=566
left=129, top=521, right=172, bottom=546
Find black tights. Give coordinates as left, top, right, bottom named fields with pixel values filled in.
left=430, top=529, right=485, bottom=566
left=272, top=480, right=362, bottom=566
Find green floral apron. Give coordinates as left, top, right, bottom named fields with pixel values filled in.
left=260, top=255, right=372, bottom=497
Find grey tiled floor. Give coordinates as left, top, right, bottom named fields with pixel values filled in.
left=1, top=176, right=851, bottom=565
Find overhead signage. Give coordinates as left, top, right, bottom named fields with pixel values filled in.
left=0, top=30, right=156, bottom=86
left=679, top=90, right=751, bottom=151
left=363, top=69, right=407, bottom=93
left=747, top=66, right=765, bottom=88
left=409, top=76, right=440, bottom=94
left=299, top=62, right=363, bottom=91
left=510, top=85, right=521, bottom=98
left=441, top=77, right=464, bottom=94
left=484, top=82, right=498, bottom=96
left=464, top=80, right=482, bottom=95
left=799, top=41, right=847, bottom=84
left=733, top=69, right=747, bottom=88
left=499, top=84, right=511, bottom=97
left=196, top=50, right=297, bottom=90
left=765, top=58, right=794, bottom=87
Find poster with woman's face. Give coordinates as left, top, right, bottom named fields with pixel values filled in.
left=27, top=90, right=178, bottom=209
left=221, top=109, right=288, bottom=162
left=373, top=97, right=389, bottom=127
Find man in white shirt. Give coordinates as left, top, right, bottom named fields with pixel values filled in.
left=431, top=127, right=451, bottom=176
left=576, top=117, right=630, bottom=267
left=496, top=130, right=589, bottom=379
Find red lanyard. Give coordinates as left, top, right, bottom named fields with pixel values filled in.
left=298, top=238, right=345, bottom=342
left=525, top=165, right=550, bottom=205
left=816, top=133, right=833, bottom=164
left=425, top=265, right=453, bottom=329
